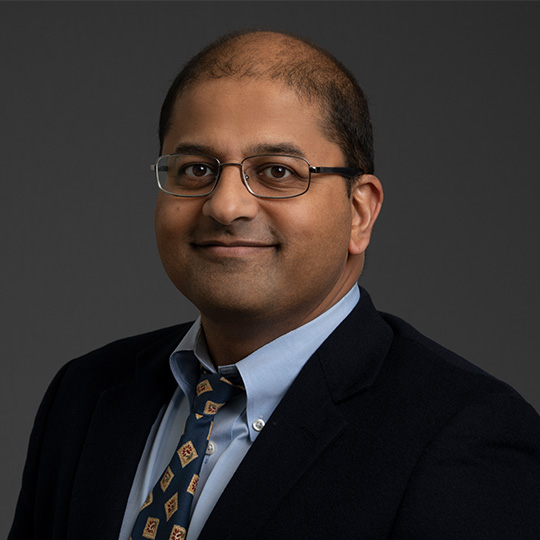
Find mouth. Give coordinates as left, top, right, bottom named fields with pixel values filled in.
left=192, top=239, right=277, bottom=257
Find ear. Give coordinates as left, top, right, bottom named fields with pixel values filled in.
left=349, top=174, right=383, bottom=255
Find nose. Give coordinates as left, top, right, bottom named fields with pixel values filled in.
left=202, top=163, right=260, bottom=225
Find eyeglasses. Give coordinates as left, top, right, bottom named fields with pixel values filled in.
left=151, top=154, right=363, bottom=199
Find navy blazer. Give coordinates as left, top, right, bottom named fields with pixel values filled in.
left=9, top=289, right=540, bottom=539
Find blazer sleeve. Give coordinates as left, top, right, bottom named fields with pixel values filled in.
left=390, top=391, right=540, bottom=540
left=8, top=362, right=71, bottom=539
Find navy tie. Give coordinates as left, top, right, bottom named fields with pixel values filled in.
left=131, top=370, right=244, bottom=540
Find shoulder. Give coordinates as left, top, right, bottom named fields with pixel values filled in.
left=375, top=314, right=540, bottom=537
left=49, top=322, right=192, bottom=399
left=328, top=290, right=539, bottom=433
left=30, top=323, right=194, bottom=454
left=379, top=311, right=517, bottom=399
left=368, top=310, right=540, bottom=442
left=320, top=289, right=536, bottom=417
left=69, top=323, right=191, bottom=367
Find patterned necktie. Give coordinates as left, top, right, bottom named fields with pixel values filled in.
left=131, top=370, right=244, bottom=540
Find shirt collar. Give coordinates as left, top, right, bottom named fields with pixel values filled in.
left=170, top=285, right=360, bottom=441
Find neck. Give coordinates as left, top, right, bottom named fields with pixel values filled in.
left=200, top=283, right=357, bottom=367
left=200, top=314, right=295, bottom=367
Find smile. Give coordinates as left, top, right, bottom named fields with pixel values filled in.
left=192, top=240, right=277, bottom=257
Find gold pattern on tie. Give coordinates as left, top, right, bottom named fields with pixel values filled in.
left=130, top=371, right=244, bottom=540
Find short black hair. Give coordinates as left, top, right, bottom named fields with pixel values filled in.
left=159, top=30, right=374, bottom=184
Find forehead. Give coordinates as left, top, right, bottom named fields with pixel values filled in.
left=163, top=78, right=340, bottom=161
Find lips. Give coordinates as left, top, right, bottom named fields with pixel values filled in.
left=194, top=240, right=274, bottom=248
left=192, top=239, right=277, bottom=257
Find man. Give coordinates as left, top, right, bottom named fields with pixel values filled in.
left=9, top=30, right=540, bottom=540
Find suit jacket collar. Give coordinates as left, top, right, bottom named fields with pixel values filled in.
left=317, top=286, right=393, bottom=402
left=198, top=287, right=392, bottom=540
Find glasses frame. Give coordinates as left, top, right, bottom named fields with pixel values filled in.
left=151, top=154, right=364, bottom=199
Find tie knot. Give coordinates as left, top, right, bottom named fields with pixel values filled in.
left=193, top=371, right=244, bottom=416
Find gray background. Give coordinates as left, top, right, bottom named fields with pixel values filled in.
left=2, top=0, right=539, bottom=527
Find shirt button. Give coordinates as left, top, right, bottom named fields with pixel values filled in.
left=252, top=419, right=265, bottom=432
left=206, top=441, right=216, bottom=455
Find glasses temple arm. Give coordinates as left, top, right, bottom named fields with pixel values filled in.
left=310, top=166, right=364, bottom=179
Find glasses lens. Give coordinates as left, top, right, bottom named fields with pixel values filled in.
left=243, top=155, right=310, bottom=198
left=157, top=154, right=219, bottom=196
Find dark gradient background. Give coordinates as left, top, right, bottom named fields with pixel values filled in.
left=2, top=1, right=539, bottom=526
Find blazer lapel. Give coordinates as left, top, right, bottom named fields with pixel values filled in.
left=67, top=328, right=185, bottom=539
left=199, top=289, right=393, bottom=540
left=198, top=356, right=346, bottom=540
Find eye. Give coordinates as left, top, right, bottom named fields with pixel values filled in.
left=181, top=163, right=215, bottom=178
left=259, top=164, right=294, bottom=180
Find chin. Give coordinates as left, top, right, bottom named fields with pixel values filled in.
left=201, top=297, right=271, bottom=321
left=179, top=282, right=264, bottom=317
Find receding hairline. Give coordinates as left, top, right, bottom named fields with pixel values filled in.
left=172, top=30, right=356, bottom=102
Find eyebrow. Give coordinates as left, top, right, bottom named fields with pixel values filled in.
left=171, top=142, right=307, bottom=159
left=248, top=143, right=307, bottom=158
left=173, top=143, right=215, bottom=155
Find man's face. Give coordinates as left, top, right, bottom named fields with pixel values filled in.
left=155, top=77, right=378, bottom=332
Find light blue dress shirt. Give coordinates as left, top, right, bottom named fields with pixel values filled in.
left=119, top=285, right=360, bottom=540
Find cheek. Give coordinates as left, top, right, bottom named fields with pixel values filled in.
left=155, top=194, right=199, bottom=232
left=154, top=200, right=193, bottom=261
left=280, top=200, right=352, bottom=265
